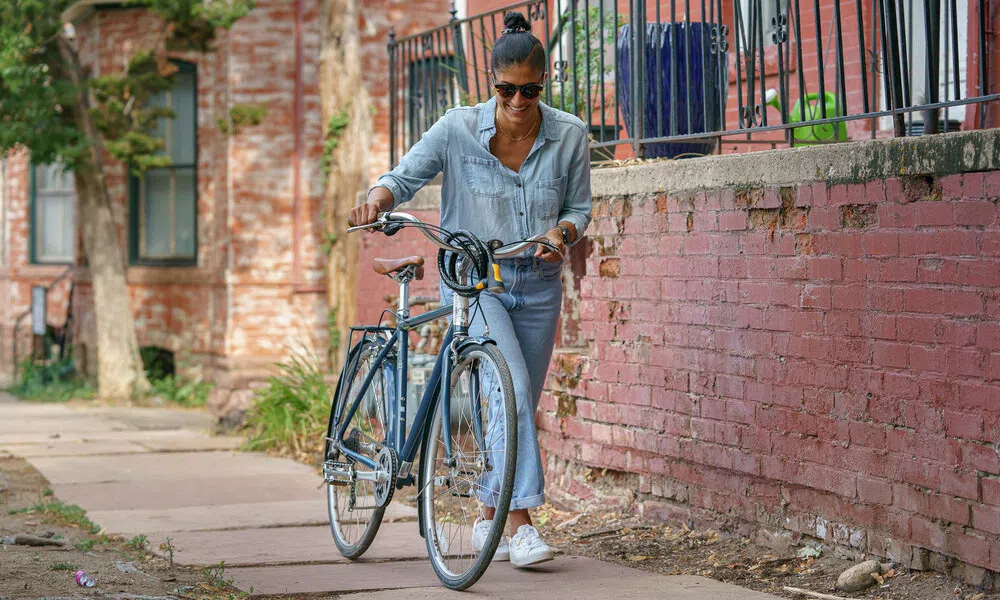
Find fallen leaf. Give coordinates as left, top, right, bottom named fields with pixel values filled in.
left=883, top=568, right=897, bottom=579
left=797, top=545, right=823, bottom=558
left=627, top=555, right=649, bottom=561
left=967, top=594, right=985, bottom=600
left=871, top=573, right=885, bottom=585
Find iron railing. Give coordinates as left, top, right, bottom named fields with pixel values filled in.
left=387, top=0, right=998, bottom=165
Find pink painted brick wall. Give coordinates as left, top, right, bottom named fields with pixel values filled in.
left=539, top=169, right=1000, bottom=573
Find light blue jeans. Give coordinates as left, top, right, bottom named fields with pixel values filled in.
left=440, top=256, right=563, bottom=511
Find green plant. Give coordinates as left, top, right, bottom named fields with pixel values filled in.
left=126, top=534, right=148, bottom=556
left=9, top=354, right=95, bottom=403
left=150, top=374, right=213, bottom=407
left=319, top=106, right=352, bottom=176
left=203, top=560, right=233, bottom=590
left=549, top=7, right=625, bottom=121
left=241, top=352, right=330, bottom=461
left=217, top=102, right=269, bottom=134
left=50, top=561, right=77, bottom=571
left=161, top=537, right=176, bottom=567
left=13, top=500, right=101, bottom=534
left=75, top=538, right=97, bottom=552
left=42, top=488, right=54, bottom=497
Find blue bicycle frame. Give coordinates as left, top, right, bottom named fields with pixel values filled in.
left=333, top=301, right=488, bottom=486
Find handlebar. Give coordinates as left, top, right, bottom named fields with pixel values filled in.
left=346, top=212, right=562, bottom=260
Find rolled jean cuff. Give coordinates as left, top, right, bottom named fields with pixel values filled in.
left=478, top=492, right=545, bottom=511
left=509, top=492, right=545, bottom=511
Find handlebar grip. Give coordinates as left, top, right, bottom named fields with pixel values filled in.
left=487, top=262, right=504, bottom=294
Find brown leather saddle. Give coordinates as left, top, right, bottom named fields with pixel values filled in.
left=373, top=255, right=424, bottom=280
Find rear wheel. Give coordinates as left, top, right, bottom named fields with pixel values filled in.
left=325, top=338, right=394, bottom=559
left=419, top=342, right=517, bottom=590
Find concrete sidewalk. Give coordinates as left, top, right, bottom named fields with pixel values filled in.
left=0, top=393, right=781, bottom=598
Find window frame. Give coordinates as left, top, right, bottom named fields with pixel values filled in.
left=30, top=162, right=76, bottom=266
left=129, top=60, right=199, bottom=267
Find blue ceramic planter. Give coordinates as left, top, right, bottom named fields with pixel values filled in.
left=617, top=22, right=728, bottom=158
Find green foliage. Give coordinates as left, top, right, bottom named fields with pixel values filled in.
left=1, top=0, right=253, bottom=170
left=161, top=536, right=176, bottom=567
left=217, top=102, right=268, bottom=134
left=0, top=0, right=84, bottom=166
left=203, top=560, right=233, bottom=589
left=319, top=230, right=338, bottom=256
left=549, top=7, right=625, bottom=119
left=126, top=533, right=149, bottom=556
left=13, top=500, right=101, bottom=534
left=50, top=561, right=78, bottom=571
left=89, top=50, right=175, bottom=174
left=241, top=353, right=330, bottom=460
left=150, top=374, right=213, bottom=407
left=319, top=107, right=351, bottom=176
left=9, top=355, right=95, bottom=403
left=74, top=538, right=97, bottom=552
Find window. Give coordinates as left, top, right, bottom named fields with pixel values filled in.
left=31, top=162, right=75, bottom=265
left=880, top=0, right=968, bottom=130
left=131, top=61, right=197, bottom=265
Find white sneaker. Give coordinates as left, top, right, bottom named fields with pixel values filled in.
left=509, top=524, right=554, bottom=567
left=471, top=518, right=509, bottom=561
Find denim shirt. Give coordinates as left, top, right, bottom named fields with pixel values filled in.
left=374, top=97, right=592, bottom=248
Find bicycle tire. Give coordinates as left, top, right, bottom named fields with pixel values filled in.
left=419, top=341, right=517, bottom=590
left=325, top=337, right=393, bottom=559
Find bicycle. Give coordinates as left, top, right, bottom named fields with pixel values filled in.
left=322, top=212, right=560, bottom=590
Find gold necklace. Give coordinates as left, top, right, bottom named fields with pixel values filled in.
left=495, top=107, right=540, bottom=142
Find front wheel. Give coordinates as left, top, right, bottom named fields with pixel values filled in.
left=419, top=342, right=517, bottom=590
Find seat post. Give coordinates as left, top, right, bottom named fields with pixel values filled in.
left=397, top=268, right=412, bottom=320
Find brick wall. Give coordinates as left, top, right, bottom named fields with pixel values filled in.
left=0, top=153, right=74, bottom=386
left=353, top=130, right=1000, bottom=580
left=539, top=139, right=1000, bottom=577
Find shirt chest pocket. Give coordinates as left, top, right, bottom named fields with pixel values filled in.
left=533, top=174, right=567, bottom=219
left=461, top=156, right=504, bottom=199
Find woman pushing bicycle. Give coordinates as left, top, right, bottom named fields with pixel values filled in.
left=349, top=11, right=592, bottom=568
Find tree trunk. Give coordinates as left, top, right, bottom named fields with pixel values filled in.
left=319, top=0, right=372, bottom=369
left=59, top=37, right=150, bottom=400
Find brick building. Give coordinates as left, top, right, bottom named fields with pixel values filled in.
left=0, top=0, right=452, bottom=410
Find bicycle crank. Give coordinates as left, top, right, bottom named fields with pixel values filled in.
left=373, top=446, right=398, bottom=508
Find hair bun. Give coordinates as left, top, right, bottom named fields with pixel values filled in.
left=501, top=12, right=531, bottom=34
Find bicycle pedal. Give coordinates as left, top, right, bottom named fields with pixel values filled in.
left=323, top=461, right=354, bottom=486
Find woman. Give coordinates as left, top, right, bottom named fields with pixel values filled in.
left=349, top=11, right=592, bottom=567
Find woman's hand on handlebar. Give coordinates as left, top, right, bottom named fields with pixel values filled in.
left=535, top=228, right=566, bottom=263
left=348, top=187, right=394, bottom=228
left=348, top=202, right=381, bottom=228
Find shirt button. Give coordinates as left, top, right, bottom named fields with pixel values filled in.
left=519, top=211, right=524, bottom=216
left=515, top=183, right=522, bottom=188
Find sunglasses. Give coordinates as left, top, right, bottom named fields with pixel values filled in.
left=492, top=77, right=545, bottom=100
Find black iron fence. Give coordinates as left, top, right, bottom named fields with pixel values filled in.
left=387, top=0, right=998, bottom=166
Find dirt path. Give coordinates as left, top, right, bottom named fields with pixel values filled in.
left=531, top=504, right=998, bottom=600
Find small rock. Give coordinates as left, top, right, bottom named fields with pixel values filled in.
left=116, top=560, right=140, bottom=574
left=837, top=559, right=883, bottom=592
